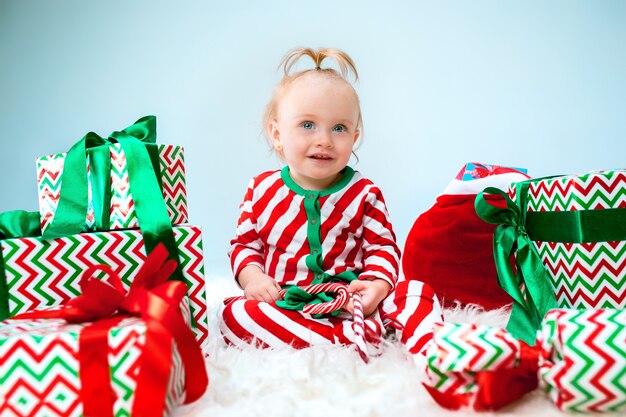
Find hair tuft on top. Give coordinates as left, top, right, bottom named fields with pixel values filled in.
left=279, top=47, right=359, bottom=82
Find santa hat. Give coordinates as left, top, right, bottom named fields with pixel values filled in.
left=402, top=163, right=530, bottom=310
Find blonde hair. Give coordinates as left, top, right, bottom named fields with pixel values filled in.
left=263, top=47, right=363, bottom=153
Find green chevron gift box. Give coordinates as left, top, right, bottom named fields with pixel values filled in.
left=0, top=225, right=209, bottom=350
left=424, top=309, right=626, bottom=413
left=476, top=170, right=626, bottom=344
left=36, top=117, right=188, bottom=235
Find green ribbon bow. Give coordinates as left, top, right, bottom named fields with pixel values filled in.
left=0, top=210, right=42, bottom=319
left=276, top=286, right=339, bottom=317
left=475, top=187, right=558, bottom=345
left=42, top=116, right=182, bottom=281
left=276, top=270, right=360, bottom=317
left=0, top=117, right=188, bottom=323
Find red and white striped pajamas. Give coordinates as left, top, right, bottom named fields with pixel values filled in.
left=220, top=167, right=442, bottom=356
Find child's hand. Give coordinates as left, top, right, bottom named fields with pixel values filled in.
left=238, top=265, right=282, bottom=303
left=345, top=279, right=391, bottom=317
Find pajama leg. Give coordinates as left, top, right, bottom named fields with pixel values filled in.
left=380, top=279, right=443, bottom=355
left=219, top=299, right=384, bottom=352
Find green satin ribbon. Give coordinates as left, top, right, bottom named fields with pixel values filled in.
left=526, top=209, right=626, bottom=243
left=475, top=187, right=558, bottom=345
left=276, top=269, right=359, bottom=317
left=43, top=116, right=183, bottom=281
left=276, top=285, right=338, bottom=318
left=0, top=210, right=42, bottom=319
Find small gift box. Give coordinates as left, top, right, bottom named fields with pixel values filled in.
left=423, top=321, right=539, bottom=411
left=475, top=170, right=626, bottom=343
left=0, top=225, right=209, bottom=349
left=454, top=162, right=528, bottom=182
left=36, top=115, right=188, bottom=235
left=0, top=244, right=208, bottom=417
left=424, top=308, right=626, bottom=413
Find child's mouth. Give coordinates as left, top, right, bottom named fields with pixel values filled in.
left=309, top=154, right=332, bottom=160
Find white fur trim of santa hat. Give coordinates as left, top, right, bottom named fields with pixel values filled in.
left=440, top=172, right=531, bottom=196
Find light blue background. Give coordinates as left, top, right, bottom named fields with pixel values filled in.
left=2, top=1, right=625, bottom=276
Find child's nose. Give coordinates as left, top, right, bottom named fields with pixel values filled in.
left=315, top=131, right=333, bottom=147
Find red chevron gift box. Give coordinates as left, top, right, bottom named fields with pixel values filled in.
left=0, top=245, right=208, bottom=417
left=36, top=116, right=187, bottom=235
left=424, top=308, right=626, bottom=413
left=0, top=225, right=209, bottom=350
left=476, top=170, right=626, bottom=344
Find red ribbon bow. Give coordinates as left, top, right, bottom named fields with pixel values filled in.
left=425, top=341, right=539, bottom=411
left=13, top=243, right=208, bottom=417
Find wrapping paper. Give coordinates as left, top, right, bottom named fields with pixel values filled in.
left=0, top=317, right=184, bottom=417
left=0, top=225, right=208, bottom=349
left=0, top=243, right=208, bottom=417
left=424, top=308, right=626, bottom=413
left=37, top=143, right=187, bottom=234
left=519, top=170, right=626, bottom=309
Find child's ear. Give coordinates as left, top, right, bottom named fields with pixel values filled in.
left=353, top=129, right=361, bottom=144
left=270, top=121, right=282, bottom=151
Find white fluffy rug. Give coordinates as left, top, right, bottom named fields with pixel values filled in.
left=176, top=275, right=571, bottom=417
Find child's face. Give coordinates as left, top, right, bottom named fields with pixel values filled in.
left=270, top=73, right=360, bottom=191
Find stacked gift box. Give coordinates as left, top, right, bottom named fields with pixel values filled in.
left=0, top=116, right=209, bottom=416
left=437, top=169, right=626, bottom=413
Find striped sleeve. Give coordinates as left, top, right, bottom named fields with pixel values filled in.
left=358, top=186, right=401, bottom=289
left=228, top=177, right=265, bottom=283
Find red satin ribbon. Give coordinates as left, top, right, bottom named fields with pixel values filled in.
left=424, top=341, right=540, bottom=411
left=473, top=342, right=539, bottom=411
left=13, top=243, right=208, bottom=417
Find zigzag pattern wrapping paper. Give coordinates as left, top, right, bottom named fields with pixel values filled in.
left=424, top=309, right=626, bottom=413
left=36, top=143, right=188, bottom=234
left=0, top=317, right=184, bottom=417
left=424, top=322, right=523, bottom=398
left=538, top=309, right=626, bottom=413
left=517, top=170, right=626, bottom=309
left=0, top=225, right=208, bottom=349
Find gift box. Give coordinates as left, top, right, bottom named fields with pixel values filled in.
left=0, top=317, right=185, bottom=417
left=0, top=225, right=209, bottom=349
left=424, top=309, right=626, bottom=413
left=37, top=140, right=187, bottom=235
left=475, top=170, right=626, bottom=343
left=517, top=170, right=626, bottom=309
left=0, top=244, right=208, bottom=417
left=423, top=321, right=538, bottom=411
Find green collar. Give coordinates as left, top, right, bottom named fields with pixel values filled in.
left=281, top=166, right=355, bottom=197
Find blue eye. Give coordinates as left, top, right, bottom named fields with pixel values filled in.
left=333, top=124, right=346, bottom=133
left=302, top=122, right=313, bottom=129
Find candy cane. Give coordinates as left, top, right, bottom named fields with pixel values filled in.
left=223, top=282, right=369, bottom=362
left=350, top=291, right=369, bottom=363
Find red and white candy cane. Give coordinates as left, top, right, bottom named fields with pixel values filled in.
left=223, top=282, right=369, bottom=362
left=350, top=291, right=369, bottom=363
